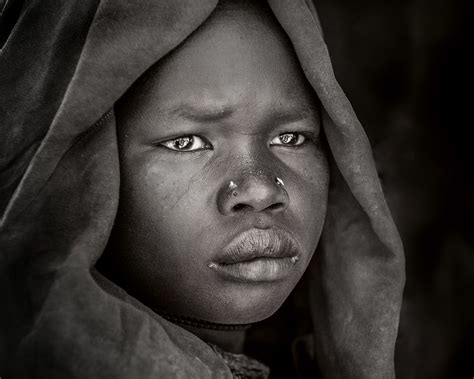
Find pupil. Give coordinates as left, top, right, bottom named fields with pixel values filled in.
left=176, top=137, right=192, bottom=149
left=281, top=133, right=296, bottom=144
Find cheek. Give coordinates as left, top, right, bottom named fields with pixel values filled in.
left=125, top=156, right=198, bottom=215
left=120, top=155, right=212, bottom=254
left=290, top=155, right=329, bottom=248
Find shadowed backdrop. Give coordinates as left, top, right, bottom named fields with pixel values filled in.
left=314, top=0, right=474, bottom=377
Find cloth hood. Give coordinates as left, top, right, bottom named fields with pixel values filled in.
left=0, top=0, right=405, bottom=377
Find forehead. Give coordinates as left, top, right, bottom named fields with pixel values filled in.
left=123, top=1, right=316, bottom=121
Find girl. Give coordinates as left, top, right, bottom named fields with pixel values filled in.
left=0, top=0, right=405, bottom=377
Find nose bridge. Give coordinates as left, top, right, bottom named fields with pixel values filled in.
left=232, top=137, right=275, bottom=176
left=230, top=143, right=278, bottom=192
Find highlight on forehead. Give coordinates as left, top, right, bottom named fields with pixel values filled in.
left=124, top=2, right=289, bottom=83
left=116, top=0, right=318, bottom=123
left=183, top=0, right=294, bottom=65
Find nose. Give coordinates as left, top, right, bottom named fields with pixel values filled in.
left=217, top=173, right=289, bottom=216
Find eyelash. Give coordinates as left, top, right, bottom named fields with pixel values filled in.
left=158, top=132, right=312, bottom=153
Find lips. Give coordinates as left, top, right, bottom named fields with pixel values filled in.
left=209, top=228, right=301, bottom=282
left=217, top=228, right=299, bottom=264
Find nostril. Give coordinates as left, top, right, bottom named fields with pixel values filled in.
left=268, top=202, right=285, bottom=212
left=232, top=203, right=248, bottom=212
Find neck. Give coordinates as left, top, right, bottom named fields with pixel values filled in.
left=156, top=311, right=250, bottom=353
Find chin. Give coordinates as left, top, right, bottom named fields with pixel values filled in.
left=202, top=281, right=296, bottom=324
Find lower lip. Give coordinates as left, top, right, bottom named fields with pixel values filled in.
left=211, top=257, right=298, bottom=283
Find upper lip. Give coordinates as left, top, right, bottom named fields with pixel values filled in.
left=215, top=228, right=300, bottom=265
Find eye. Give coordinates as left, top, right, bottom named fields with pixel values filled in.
left=160, top=135, right=211, bottom=152
left=270, top=132, right=306, bottom=146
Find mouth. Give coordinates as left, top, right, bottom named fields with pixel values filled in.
left=209, top=228, right=301, bottom=283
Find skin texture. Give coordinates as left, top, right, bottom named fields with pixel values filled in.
left=100, top=1, right=329, bottom=334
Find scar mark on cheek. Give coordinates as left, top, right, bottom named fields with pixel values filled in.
left=168, top=184, right=191, bottom=210
left=167, top=171, right=204, bottom=211
left=142, top=167, right=183, bottom=212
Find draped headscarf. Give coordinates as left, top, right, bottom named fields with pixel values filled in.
left=0, top=0, right=405, bottom=377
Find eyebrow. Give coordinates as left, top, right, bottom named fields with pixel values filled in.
left=165, top=102, right=317, bottom=124
left=169, top=104, right=235, bottom=123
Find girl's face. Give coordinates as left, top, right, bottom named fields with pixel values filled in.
left=104, top=6, right=329, bottom=324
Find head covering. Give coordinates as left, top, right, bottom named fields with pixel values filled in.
left=0, top=0, right=405, bottom=377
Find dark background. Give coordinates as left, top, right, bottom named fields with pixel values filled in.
left=315, top=0, right=473, bottom=377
